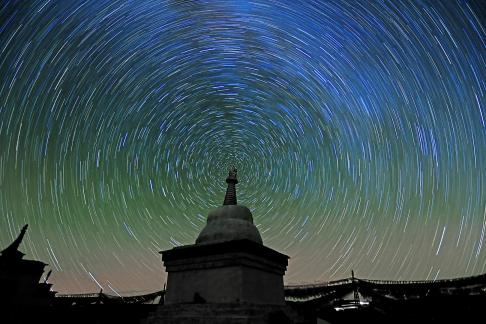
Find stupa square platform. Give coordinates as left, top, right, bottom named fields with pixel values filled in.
left=162, top=239, right=288, bottom=305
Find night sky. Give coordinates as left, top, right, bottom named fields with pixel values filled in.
left=1, top=0, right=485, bottom=295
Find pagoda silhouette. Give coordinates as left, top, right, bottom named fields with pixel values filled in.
left=0, top=224, right=56, bottom=307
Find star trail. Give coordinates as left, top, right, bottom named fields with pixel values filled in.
left=0, top=0, right=485, bottom=294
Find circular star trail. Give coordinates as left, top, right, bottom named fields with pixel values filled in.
left=0, top=0, right=485, bottom=294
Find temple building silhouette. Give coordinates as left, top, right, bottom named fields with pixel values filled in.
left=0, top=225, right=56, bottom=307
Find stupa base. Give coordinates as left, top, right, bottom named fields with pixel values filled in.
left=144, top=303, right=308, bottom=324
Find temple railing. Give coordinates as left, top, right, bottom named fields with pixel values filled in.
left=55, top=290, right=164, bottom=304
left=284, top=273, right=486, bottom=301
left=55, top=273, right=486, bottom=304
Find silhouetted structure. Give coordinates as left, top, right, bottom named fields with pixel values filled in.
left=285, top=272, right=486, bottom=323
left=146, top=168, right=301, bottom=323
left=0, top=224, right=56, bottom=308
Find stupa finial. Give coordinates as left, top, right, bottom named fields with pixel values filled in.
left=223, top=167, right=238, bottom=205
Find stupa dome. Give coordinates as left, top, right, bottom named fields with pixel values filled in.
left=195, top=167, right=263, bottom=245
left=196, top=205, right=263, bottom=244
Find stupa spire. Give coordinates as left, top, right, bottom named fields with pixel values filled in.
left=223, top=167, right=238, bottom=205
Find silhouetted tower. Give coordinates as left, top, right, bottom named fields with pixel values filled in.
left=223, top=167, right=238, bottom=205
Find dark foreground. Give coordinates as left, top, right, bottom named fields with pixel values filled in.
left=2, top=295, right=485, bottom=324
